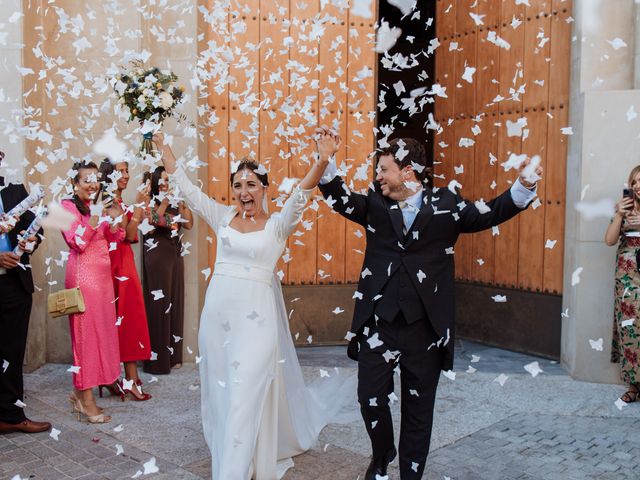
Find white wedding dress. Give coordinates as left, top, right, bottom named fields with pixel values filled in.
left=171, top=168, right=356, bottom=480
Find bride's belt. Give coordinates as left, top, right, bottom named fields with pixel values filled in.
left=213, top=262, right=274, bottom=285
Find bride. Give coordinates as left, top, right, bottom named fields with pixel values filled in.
left=152, top=132, right=347, bottom=479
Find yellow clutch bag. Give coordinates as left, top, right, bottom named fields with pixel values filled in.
left=47, top=287, right=86, bottom=318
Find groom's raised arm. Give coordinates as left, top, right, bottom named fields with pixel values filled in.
left=318, top=162, right=369, bottom=227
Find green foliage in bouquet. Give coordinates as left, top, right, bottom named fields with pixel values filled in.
left=113, top=60, right=187, bottom=155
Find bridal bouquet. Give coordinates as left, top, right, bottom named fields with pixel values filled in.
left=113, top=60, right=186, bottom=155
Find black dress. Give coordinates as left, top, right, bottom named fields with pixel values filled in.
left=141, top=206, right=184, bottom=374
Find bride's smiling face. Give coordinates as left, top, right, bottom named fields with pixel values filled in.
left=232, top=168, right=266, bottom=217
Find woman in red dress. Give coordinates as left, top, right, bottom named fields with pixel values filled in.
left=99, top=159, right=152, bottom=401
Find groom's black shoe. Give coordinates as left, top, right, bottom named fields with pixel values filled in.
left=365, top=446, right=397, bottom=479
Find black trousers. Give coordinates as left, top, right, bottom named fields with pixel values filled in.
left=358, top=313, right=444, bottom=479
left=0, top=274, right=32, bottom=424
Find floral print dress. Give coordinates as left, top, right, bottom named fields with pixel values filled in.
left=612, top=219, right=640, bottom=385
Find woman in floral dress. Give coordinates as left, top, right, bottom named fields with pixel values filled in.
left=605, top=165, right=640, bottom=403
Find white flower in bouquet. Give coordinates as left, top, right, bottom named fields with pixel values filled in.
left=159, top=91, right=173, bottom=109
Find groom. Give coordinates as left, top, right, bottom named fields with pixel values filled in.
left=318, top=134, right=541, bottom=479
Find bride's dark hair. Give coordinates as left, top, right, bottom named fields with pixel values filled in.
left=230, top=158, right=269, bottom=187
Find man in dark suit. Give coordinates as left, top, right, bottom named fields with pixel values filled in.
left=318, top=135, right=542, bottom=479
left=0, top=150, right=50, bottom=434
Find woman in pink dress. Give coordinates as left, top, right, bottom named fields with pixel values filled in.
left=98, top=159, right=152, bottom=401
left=61, top=161, right=124, bottom=423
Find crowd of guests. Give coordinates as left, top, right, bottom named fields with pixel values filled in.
left=0, top=152, right=191, bottom=430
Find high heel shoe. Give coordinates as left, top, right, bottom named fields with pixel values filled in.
left=70, top=392, right=103, bottom=414
left=98, top=379, right=125, bottom=402
left=122, top=380, right=152, bottom=402
left=69, top=393, right=111, bottom=424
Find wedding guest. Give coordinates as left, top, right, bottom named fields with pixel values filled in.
left=98, top=159, right=152, bottom=401
left=61, top=161, right=124, bottom=423
left=141, top=166, right=193, bottom=375
left=605, top=165, right=640, bottom=403
left=0, top=150, right=50, bottom=434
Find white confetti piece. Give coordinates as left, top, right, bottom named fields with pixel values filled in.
left=442, top=370, right=456, bottom=381
left=375, top=21, right=402, bottom=53
left=487, top=30, right=511, bottom=50
left=492, top=295, right=507, bottom=303
left=589, top=338, right=603, bottom=351
left=626, top=105, right=637, bottom=122
left=571, top=267, right=583, bottom=286
left=461, top=66, right=476, bottom=83
left=560, top=127, right=573, bottom=135
left=621, top=319, right=635, bottom=328
left=201, top=268, right=211, bottom=280
left=615, top=398, right=627, bottom=410
left=494, top=374, right=509, bottom=386
left=151, top=290, right=165, bottom=300
left=608, top=38, right=628, bottom=50
left=524, top=361, right=543, bottom=377
left=545, top=239, right=557, bottom=249
left=143, top=457, right=159, bottom=475
left=387, top=0, right=415, bottom=16
left=67, top=365, right=80, bottom=374
left=2, top=359, right=8, bottom=373
left=116, top=444, right=124, bottom=455
left=49, top=428, right=61, bottom=440
left=351, top=0, right=373, bottom=19
left=14, top=399, right=26, bottom=408
left=367, top=333, right=384, bottom=349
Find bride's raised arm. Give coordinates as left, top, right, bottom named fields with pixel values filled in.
left=153, top=133, right=232, bottom=233
left=274, top=130, right=340, bottom=240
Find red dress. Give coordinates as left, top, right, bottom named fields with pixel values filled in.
left=109, top=201, right=152, bottom=362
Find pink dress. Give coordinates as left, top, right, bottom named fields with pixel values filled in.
left=61, top=199, right=123, bottom=390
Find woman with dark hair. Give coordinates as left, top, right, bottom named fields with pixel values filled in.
left=97, top=159, right=152, bottom=400
left=151, top=132, right=352, bottom=480
left=61, top=161, right=124, bottom=423
left=605, top=165, right=640, bottom=403
left=141, top=165, right=193, bottom=375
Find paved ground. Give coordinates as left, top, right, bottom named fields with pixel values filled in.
left=2, top=340, right=638, bottom=480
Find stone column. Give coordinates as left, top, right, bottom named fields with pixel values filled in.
left=562, top=0, right=639, bottom=383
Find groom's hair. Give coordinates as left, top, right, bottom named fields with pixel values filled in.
left=230, top=158, right=269, bottom=187
left=377, top=138, right=432, bottom=184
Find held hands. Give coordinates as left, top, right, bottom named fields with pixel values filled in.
left=0, top=252, right=20, bottom=269
left=152, top=132, right=177, bottom=174
left=17, top=230, right=37, bottom=254
left=616, top=197, right=634, bottom=218
left=135, top=181, right=151, bottom=205
left=152, top=132, right=165, bottom=148
left=518, top=157, right=544, bottom=190
left=314, top=126, right=341, bottom=161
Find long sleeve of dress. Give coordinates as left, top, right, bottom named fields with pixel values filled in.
left=272, top=186, right=314, bottom=241
left=170, top=168, right=232, bottom=233
left=61, top=200, right=99, bottom=253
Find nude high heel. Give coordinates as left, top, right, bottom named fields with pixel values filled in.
left=69, top=393, right=111, bottom=424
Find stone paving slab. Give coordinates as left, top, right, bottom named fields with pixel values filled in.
left=2, top=342, right=639, bottom=479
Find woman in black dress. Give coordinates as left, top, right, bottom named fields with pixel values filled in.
left=141, top=167, right=193, bottom=374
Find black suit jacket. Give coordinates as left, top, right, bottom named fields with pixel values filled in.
left=319, top=176, right=526, bottom=371
left=0, top=176, right=38, bottom=294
